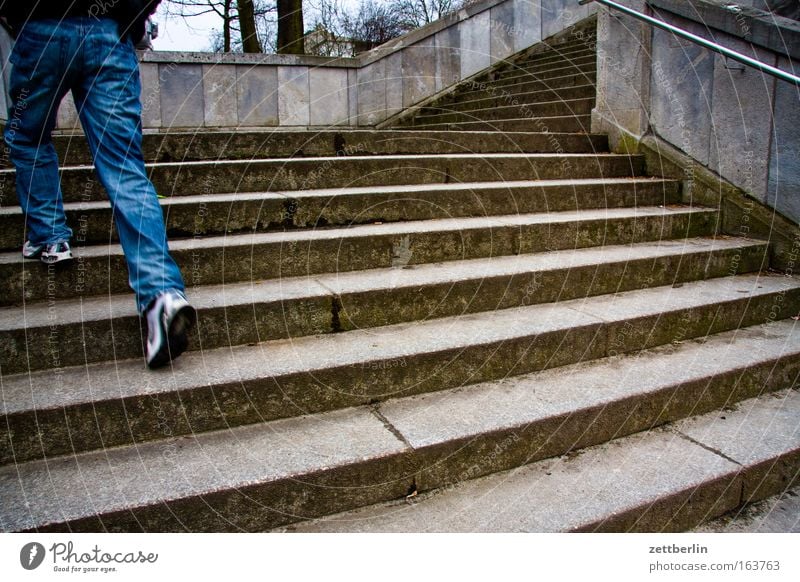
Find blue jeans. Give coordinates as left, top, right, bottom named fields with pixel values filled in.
left=4, top=17, right=185, bottom=313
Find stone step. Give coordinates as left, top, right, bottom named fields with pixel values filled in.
left=484, top=46, right=592, bottom=79
left=2, top=320, right=797, bottom=532
left=0, top=205, right=715, bottom=306
left=692, top=485, right=800, bottom=532
left=280, top=384, right=800, bottom=533
left=499, top=38, right=596, bottom=64
left=39, top=129, right=609, bottom=168
left=419, top=84, right=596, bottom=116
left=0, top=236, right=766, bottom=377
left=1, top=272, right=793, bottom=465
left=0, top=152, right=641, bottom=204
left=407, top=115, right=592, bottom=133
left=488, top=53, right=597, bottom=82
left=488, top=63, right=596, bottom=90
left=410, top=97, right=595, bottom=125
left=443, top=72, right=597, bottom=105
left=488, top=41, right=596, bottom=71
left=476, top=51, right=597, bottom=88
left=0, top=177, right=679, bottom=249
left=501, top=43, right=597, bottom=70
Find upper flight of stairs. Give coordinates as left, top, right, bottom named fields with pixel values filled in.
left=1, top=18, right=798, bottom=532
left=392, top=24, right=597, bottom=133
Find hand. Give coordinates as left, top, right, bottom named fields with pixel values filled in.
left=0, top=16, right=16, bottom=38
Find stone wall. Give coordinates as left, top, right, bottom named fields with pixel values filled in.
left=0, top=0, right=596, bottom=132
left=593, top=0, right=800, bottom=223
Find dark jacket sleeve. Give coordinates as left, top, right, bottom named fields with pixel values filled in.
left=0, top=1, right=162, bottom=41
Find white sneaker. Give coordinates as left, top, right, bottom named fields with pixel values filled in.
left=23, top=241, right=73, bottom=263
left=22, top=240, right=44, bottom=259
left=40, top=242, right=72, bottom=264
left=144, top=290, right=197, bottom=369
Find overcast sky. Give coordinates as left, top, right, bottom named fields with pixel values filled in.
left=151, top=3, right=226, bottom=52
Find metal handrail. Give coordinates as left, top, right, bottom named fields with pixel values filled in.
left=579, top=0, right=800, bottom=85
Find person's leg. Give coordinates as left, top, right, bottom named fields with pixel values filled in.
left=73, top=17, right=194, bottom=368
left=3, top=21, right=73, bottom=252
left=71, top=17, right=184, bottom=314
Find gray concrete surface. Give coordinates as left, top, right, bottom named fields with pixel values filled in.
left=0, top=204, right=712, bottom=305
left=281, top=386, right=800, bottom=532
left=3, top=323, right=799, bottom=532
left=694, top=486, right=800, bottom=532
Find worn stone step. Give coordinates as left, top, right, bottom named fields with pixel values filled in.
left=37, top=129, right=608, bottom=168
left=692, top=485, right=800, bottom=532
left=2, top=321, right=798, bottom=532
left=475, top=56, right=597, bottom=88
left=0, top=236, right=766, bottom=377
left=281, top=385, right=800, bottom=533
left=1, top=272, right=794, bottom=466
left=411, top=97, right=595, bottom=125
left=420, top=84, right=596, bottom=116
left=434, top=75, right=596, bottom=112
left=488, top=63, right=596, bottom=89
left=501, top=44, right=597, bottom=70
left=479, top=46, right=592, bottom=81
left=489, top=53, right=597, bottom=82
left=448, top=71, right=597, bottom=103
left=486, top=43, right=597, bottom=74
left=0, top=152, right=641, bottom=204
left=0, top=177, right=679, bottom=249
left=408, top=115, right=592, bottom=133
left=0, top=205, right=715, bottom=306
left=497, top=39, right=596, bottom=66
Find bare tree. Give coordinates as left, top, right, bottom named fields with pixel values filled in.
left=164, top=1, right=235, bottom=51
left=341, top=0, right=408, bottom=53
left=391, top=0, right=461, bottom=29
left=164, top=0, right=275, bottom=52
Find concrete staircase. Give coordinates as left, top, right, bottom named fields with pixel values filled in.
left=1, top=21, right=799, bottom=533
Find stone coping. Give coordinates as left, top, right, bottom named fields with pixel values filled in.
left=356, top=0, right=508, bottom=66
left=649, top=0, right=800, bottom=60
left=139, top=50, right=358, bottom=67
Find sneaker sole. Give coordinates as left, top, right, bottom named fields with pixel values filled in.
left=40, top=253, right=73, bottom=265
left=147, top=305, right=197, bottom=369
left=39, top=250, right=72, bottom=265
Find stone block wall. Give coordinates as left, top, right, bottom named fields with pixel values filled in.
left=593, top=0, right=800, bottom=223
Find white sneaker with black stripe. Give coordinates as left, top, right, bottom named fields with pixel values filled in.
left=41, top=242, right=73, bottom=264
left=144, top=290, right=197, bottom=369
left=23, top=240, right=73, bottom=264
